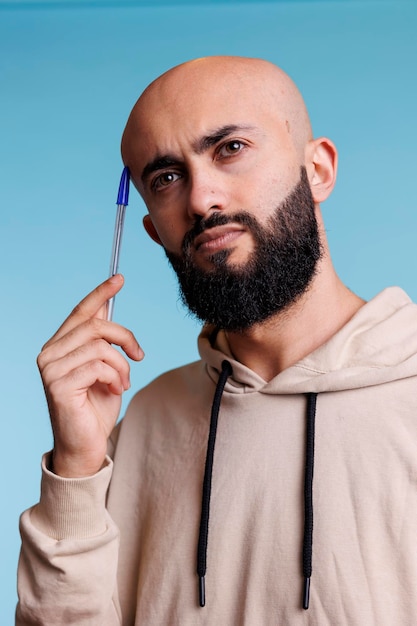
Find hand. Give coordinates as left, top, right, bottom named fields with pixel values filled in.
left=37, top=275, right=144, bottom=477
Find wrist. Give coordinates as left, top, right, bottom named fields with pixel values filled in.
left=51, top=448, right=107, bottom=478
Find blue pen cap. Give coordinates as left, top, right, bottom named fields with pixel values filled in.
left=117, top=166, right=130, bottom=205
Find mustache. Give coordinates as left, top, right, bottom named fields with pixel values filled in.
left=182, top=211, right=258, bottom=253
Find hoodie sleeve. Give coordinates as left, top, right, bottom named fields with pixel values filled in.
left=16, top=453, right=122, bottom=625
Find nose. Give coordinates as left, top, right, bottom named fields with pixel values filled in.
left=186, top=167, right=228, bottom=221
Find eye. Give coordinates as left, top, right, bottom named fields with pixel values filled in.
left=217, top=140, right=246, bottom=158
left=152, top=171, right=182, bottom=191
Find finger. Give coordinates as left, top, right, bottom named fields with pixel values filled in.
left=45, top=275, right=125, bottom=347
left=48, top=359, right=126, bottom=403
left=41, top=338, right=133, bottom=391
left=38, top=317, right=143, bottom=373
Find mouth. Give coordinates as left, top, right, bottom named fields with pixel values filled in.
left=193, top=225, right=245, bottom=254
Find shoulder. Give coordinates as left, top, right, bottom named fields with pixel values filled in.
left=120, top=359, right=214, bottom=430
left=135, top=359, right=209, bottom=401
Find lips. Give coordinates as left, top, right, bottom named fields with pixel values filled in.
left=193, top=224, right=245, bottom=252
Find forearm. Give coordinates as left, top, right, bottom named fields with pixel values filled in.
left=16, top=454, right=121, bottom=625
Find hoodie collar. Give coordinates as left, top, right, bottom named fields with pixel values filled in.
left=198, top=287, right=417, bottom=395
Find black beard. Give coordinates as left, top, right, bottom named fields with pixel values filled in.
left=164, top=166, right=322, bottom=332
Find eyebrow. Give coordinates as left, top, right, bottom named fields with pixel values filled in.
left=141, top=156, right=181, bottom=183
left=193, top=124, right=255, bottom=154
left=141, top=124, right=256, bottom=183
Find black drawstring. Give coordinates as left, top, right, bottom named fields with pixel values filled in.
left=197, top=369, right=318, bottom=611
left=302, top=392, right=317, bottom=610
left=197, top=360, right=233, bottom=608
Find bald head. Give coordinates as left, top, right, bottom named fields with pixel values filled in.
left=121, top=56, right=313, bottom=187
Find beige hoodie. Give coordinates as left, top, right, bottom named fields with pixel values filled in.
left=17, top=287, right=417, bottom=625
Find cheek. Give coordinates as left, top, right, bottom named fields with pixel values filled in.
left=247, top=174, right=290, bottom=222
left=149, top=214, right=187, bottom=253
left=243, top=154, right=300, bottom=211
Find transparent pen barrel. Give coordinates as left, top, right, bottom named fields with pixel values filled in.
left=107, top=203, right=127, bottom=320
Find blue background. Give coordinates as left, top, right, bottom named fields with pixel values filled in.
left=1, top=0, right=416, bottom=621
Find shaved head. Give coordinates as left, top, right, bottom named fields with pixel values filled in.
left=121, top=56, right=313, bottom=189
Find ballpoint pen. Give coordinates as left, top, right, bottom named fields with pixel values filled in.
left=107, top=166, right=130, bottom=321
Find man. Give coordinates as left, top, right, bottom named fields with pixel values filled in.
left=17, top=56, right=417, bottom=624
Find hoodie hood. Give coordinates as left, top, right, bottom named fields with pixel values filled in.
left=198, top=287, right=417, bottom=395
left=195, top=286, right=417, bottom=611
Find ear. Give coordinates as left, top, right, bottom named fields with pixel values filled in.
left=143, top=214, right=163, bottom=246
left=305, top=137, right=338, bottom=204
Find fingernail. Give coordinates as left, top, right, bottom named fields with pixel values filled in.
left=109, top=274, right=123, bottom=283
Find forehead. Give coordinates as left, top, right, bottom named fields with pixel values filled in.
left=152, top=78, right=274, bottom=129
left=123, top=71, right=288, bottom=177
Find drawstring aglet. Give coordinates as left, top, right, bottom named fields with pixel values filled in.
left=199, top=576, right=206, bottom=607
left=303, top=576, right=311, bottom=610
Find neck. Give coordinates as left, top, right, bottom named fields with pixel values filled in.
left=225, top=260, right=365, bottom=382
